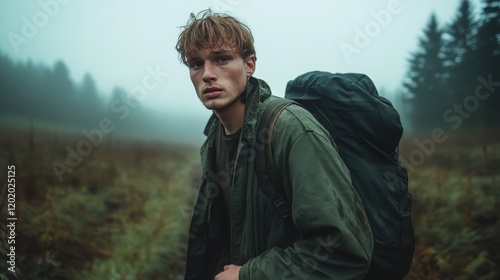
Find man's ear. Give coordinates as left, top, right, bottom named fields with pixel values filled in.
left=245, top=54, right=256, bottom=77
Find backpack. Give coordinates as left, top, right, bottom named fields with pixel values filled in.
left=256, top=71, right=415, bottom=280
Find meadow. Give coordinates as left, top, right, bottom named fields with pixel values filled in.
left=0, top=126, right=200, bottom=279
left=401, top=130, right=500, bottom=279
left=0, top=126, right=498, bottom=279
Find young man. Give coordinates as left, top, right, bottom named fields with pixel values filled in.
left=176, top=10, right=374, bottom=280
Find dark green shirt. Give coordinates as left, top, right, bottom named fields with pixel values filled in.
left=215, top=124, right=241, bottom=220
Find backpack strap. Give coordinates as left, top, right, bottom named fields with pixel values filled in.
left=256, top=98, right=295, bottom=220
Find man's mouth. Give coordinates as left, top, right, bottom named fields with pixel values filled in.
left=203, top=86, right=223, bottom=98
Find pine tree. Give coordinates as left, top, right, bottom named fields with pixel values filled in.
left=46, top=61, right=76, bottom=122
left=443, top=0, right=479, bottom=128
left=444, top=0, right=477, bottom=68
left=78, top=73, right=103, bottom=126
left=475, top=0, right=500, bottom=128
left=404, top=14, right=448, bottom=132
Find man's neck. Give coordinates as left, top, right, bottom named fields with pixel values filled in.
left=214, top=101, right=246, bottom=135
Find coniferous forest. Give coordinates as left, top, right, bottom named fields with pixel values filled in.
left=0, top=0, right=499, bottom=279
left=401, top=0, right=499, bottom=133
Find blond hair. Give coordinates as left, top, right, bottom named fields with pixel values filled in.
left=175, top=9, right=256, bottom=65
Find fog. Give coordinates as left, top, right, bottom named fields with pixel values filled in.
left=0, top=0, right=493, bottom=145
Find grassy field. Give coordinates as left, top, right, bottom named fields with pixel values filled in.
left=401, top=130, right=500, bottom=280
left=0, top=125, right=499, bottom=279
left=0, top=126, right=201, bottom=279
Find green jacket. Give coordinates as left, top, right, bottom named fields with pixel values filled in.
left=184, top=77, right=373, bottom=279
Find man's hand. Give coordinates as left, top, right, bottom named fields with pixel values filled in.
left=214, top=264, right=241, bottom=280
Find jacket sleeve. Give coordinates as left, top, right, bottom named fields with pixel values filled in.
left=239, top=110, right=374, bottom=279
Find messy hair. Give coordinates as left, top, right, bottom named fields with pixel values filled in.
left=175, top=9, right=256, bottom=65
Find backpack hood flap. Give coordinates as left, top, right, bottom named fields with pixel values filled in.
left=285, top=71, right=351, bottom=106
left=285, top=71, right=403, bottom=154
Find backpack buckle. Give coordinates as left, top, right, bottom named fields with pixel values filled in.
left=273, top=195, right=292, bottom=220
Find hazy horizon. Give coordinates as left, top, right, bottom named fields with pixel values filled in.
left=0, top=0, right=488, bottom=145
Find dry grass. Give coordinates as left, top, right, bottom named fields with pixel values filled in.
left=402, top=130, right=500, bottom=280
left=0, top=127, right=200, bottom=280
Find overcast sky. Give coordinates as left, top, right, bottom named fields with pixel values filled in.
left=0, top=0, right=483, bottom=121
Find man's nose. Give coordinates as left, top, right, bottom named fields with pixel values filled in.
left=202, top=62, right=216, bottom=83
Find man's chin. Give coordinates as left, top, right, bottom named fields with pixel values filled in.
left=202, top=97, right=241, bottom=112
left=202, top=102, right=221, bottom=111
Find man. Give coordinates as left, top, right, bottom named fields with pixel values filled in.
left=176, top=10, right=374, bottom=280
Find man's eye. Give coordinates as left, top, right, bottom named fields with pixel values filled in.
left=218, top=57, right=230, bottom=63
left=190, top=61, right=203, bottom=69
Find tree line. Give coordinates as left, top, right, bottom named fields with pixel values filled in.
left=402, top=0, right=499, bottom=133
left=0, top=52, right=173, bottom=138
left=0, top=54, right=108, bottom=128
left=0, top=53, right=205, bottom=144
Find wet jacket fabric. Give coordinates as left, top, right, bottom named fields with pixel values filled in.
left=184, top=76, right=374, bottom=279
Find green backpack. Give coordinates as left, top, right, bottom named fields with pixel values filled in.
left=256, top=71, right=414, bottom=279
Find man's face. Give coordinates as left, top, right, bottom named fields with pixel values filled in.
left=188, top=48, right=256, bottom=112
